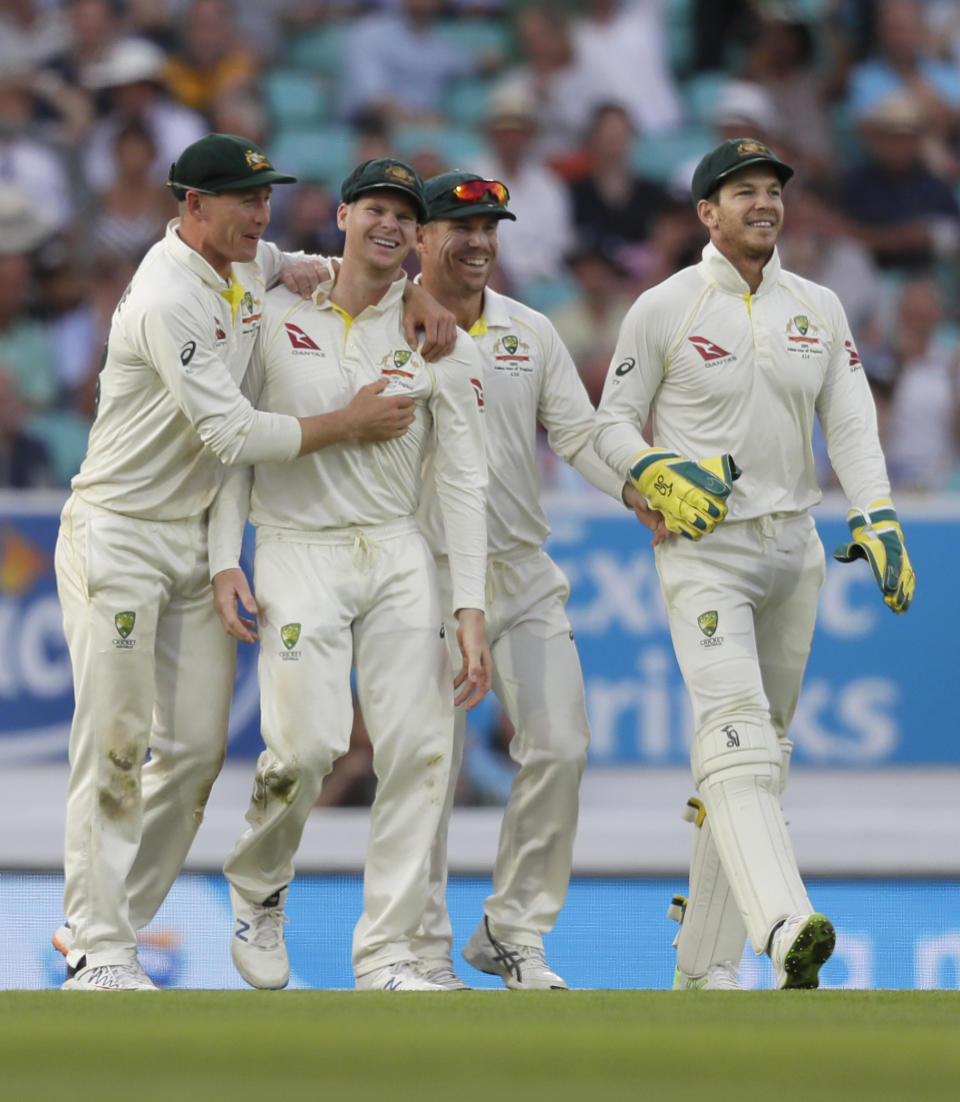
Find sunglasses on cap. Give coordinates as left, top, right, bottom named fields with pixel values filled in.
left=451, top=179, right=510, bottom=205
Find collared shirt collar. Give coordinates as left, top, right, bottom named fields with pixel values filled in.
left=316, top=271, right=407, bottom=315
left=164, top=218, right=240, bottom=291
left=700, top=239, right=782, bottom=297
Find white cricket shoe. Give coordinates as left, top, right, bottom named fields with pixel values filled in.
left=230, top=884, right=290, bottom=990
left=462, top=917, right=568, bottom=990
left=770, top=912, right=836, bottom=989
left=673, top=962, right=743, bottom=990
left=355, top=960, right=446, bottom=991
left=417, top=958, right=471, bottom=990
left=61, top=958, right=158, bottom=991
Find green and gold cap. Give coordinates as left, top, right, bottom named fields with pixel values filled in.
left=691, top=137, right=793, bottom=203
left=167, top=133, right=297, bottom=195
left=340, top=158, right=428, bottom=222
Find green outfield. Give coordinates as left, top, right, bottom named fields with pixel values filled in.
left=1, top=990, right=957, bottom=1101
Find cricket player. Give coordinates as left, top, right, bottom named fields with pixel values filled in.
left=54, top=135, right=456, bottom=992
left=594, top=138, right=915, bottom=990
left=408, top=172, right=661, bottom=990
left=208, top=159, right=492, bottom=992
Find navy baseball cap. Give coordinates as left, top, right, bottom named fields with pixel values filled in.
left=424, top=171, right=517, bottom=222
left=340, top=158, right=428, bottom=222
left=691, top=137, right=794, bottom=203
left=167, top=133, right=297, bottom=194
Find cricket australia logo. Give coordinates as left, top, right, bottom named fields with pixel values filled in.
left=379, top=349, right=415, bottom=380
left=697, top=610, right=723, bottom=648
left=245, top=149, right=271, bottom=171
left=114, top=610, right=136, bottom=649
left=280, top=622, right=302, bottom=661
left=494, top=333, right=532, bottom=373
left=785, top=315, right=823, bottom=357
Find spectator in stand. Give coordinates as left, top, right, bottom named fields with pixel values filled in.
left=486, top=5, right=595, bottom=163
left=0, top=0, right=67, bottom=71
left=163, top=0, right=260, bottom=116
left=845, top=0, right=960, bottom=167
left=276, top=179, right=344, bottom=258
left=337, top=0, right=499, bottom=126
left=884, top=277, right=960, bottom=491
left=739, top=8, right=838, bottom=184
left=838, top=92, right=960, bottom=274
left=80, top=37, right=205, bottom=195
left=470, top=84, right=575, bottom=307
left=0, top=369, right=52, bottom=489
left=550, top=241, right=635, bottom=407
left=0, top=72, right=77, bottom=241
left=91, top=118, right=176, bottom=262
left=567, top=103, right=669, bottom=270
left=0, top=249, right=59, bottom=416
left=569, top=0, right=684, bottom=137
left=44, top=0, right=122, bottom=90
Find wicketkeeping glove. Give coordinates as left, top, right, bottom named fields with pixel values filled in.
left=629, top=449, right=741, bottom=541
left=832, top=498, right=915, bottom=614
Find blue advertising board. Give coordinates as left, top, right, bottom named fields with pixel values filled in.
left=5, top=871, right=959, bottom=990
left=0, top=493, right=949, bottom=766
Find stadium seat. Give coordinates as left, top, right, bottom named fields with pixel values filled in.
left=632, top=125, right=714, bottom=185
left=268, top=124, right=356, bottom=190
left=392, top=125, right=487, bottom=171
left=442, top=76, right=497, bottom=128
left=435, top=17, right=513, bottom=62
left=284, top=20, right=352, bottom=75
left=262, top=67, right=328, bottom=131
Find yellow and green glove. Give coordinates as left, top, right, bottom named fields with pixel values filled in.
left=629, top=449, right=741, bottom=541
left=832, top=498, right=915, bottom=614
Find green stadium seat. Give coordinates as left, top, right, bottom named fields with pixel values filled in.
left=268, top=124, right=356, bottom=190
left=392, top=125, right=486, bottom=170
left=284, top=20, right=352, bottom=75
left=632, top=125, right=714, bottom=185
left=262, top=67, right=328, bottom=130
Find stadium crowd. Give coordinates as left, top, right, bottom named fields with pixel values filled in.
left=1, top=0, right=959, bottom=495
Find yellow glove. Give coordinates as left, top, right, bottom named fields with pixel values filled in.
left=629, top=449, right=740, bottom=541
left=832, top=498, right=915, bottom=614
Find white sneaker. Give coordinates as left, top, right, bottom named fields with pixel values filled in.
left=770, top=912, right=835, bottom=989
left=61, top=958, right=158, bottom=991
left=230, top=884, right=290, bottom=990
left=418, top=958, right=471, bottom=990
left=355, top=960, right=446, bottom=991
left=673, top=962, right=743, bottom=990
left=462, top=917, right=568, bottom=990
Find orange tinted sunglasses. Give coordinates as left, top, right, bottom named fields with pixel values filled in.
left=451, top=179, right=510, bottom=206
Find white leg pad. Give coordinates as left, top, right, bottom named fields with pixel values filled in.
left=675, top=798, right=748, bottom=977
left=693, top=721, right=811, bottom=953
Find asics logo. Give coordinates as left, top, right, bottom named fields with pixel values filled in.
left=484, top=918, right=522, bottom=983
left=235, top=918, right=251, bottom=943
left=383, top=976, right=403, bottom=990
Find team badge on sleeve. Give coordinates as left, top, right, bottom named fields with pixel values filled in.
left=114, top=611, right=136, bottom=649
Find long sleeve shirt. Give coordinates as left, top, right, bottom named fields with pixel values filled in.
left=594, top=241, right=891, bottom=518
left=209, top=278, right=489, bottom=613
left=71, top=219, right=304, bottom=520
left=417, top=285, right=624, bottom=561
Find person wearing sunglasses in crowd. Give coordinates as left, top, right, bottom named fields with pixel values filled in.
left=408, top=172, right=663, bottom=990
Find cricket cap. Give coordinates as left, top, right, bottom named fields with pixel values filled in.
left=424, top=171, right=517, bottom=222
left=167, top=133, right=297, bottom=195
left=340, top=158, right=428, bottom=222
left=691, top=137, right=794, bottom=203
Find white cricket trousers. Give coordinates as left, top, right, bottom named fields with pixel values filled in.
left=222, top=518, right=455, bottom=977
left=56, top=494, right=235, bottom=968
left=412, top=548, right=590, bottom=957
left=658, top=512, right=825, bottom=954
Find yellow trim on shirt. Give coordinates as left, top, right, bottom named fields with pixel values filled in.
left=468, top=314, right=487, bottom=337
left=330, top=301, right=353, bottom=340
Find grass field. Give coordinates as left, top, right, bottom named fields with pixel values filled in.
left=1, top=990, right=958, bottom=1101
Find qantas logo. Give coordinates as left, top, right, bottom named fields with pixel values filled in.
left=285, top=323, right=320, bottom=351
left=214, top=317, right=226, bottom=341
left=688, top=336, right=733, bottom=363
left=846, top=340, right=862, bottom=370
left=470, top=378, right=484, bottom=408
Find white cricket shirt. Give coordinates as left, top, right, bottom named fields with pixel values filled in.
left=595, top=242, right=890, bottom=518
left=70, top=219, right=304, bottom=520
left=418, top=286, right=624, bottom=560
left=210, top=278, right=489, bottom=613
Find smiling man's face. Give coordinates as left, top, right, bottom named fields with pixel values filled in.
left=699, top=166, right=784, bottom=263
left=193, top=185, right=273, bottom=275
